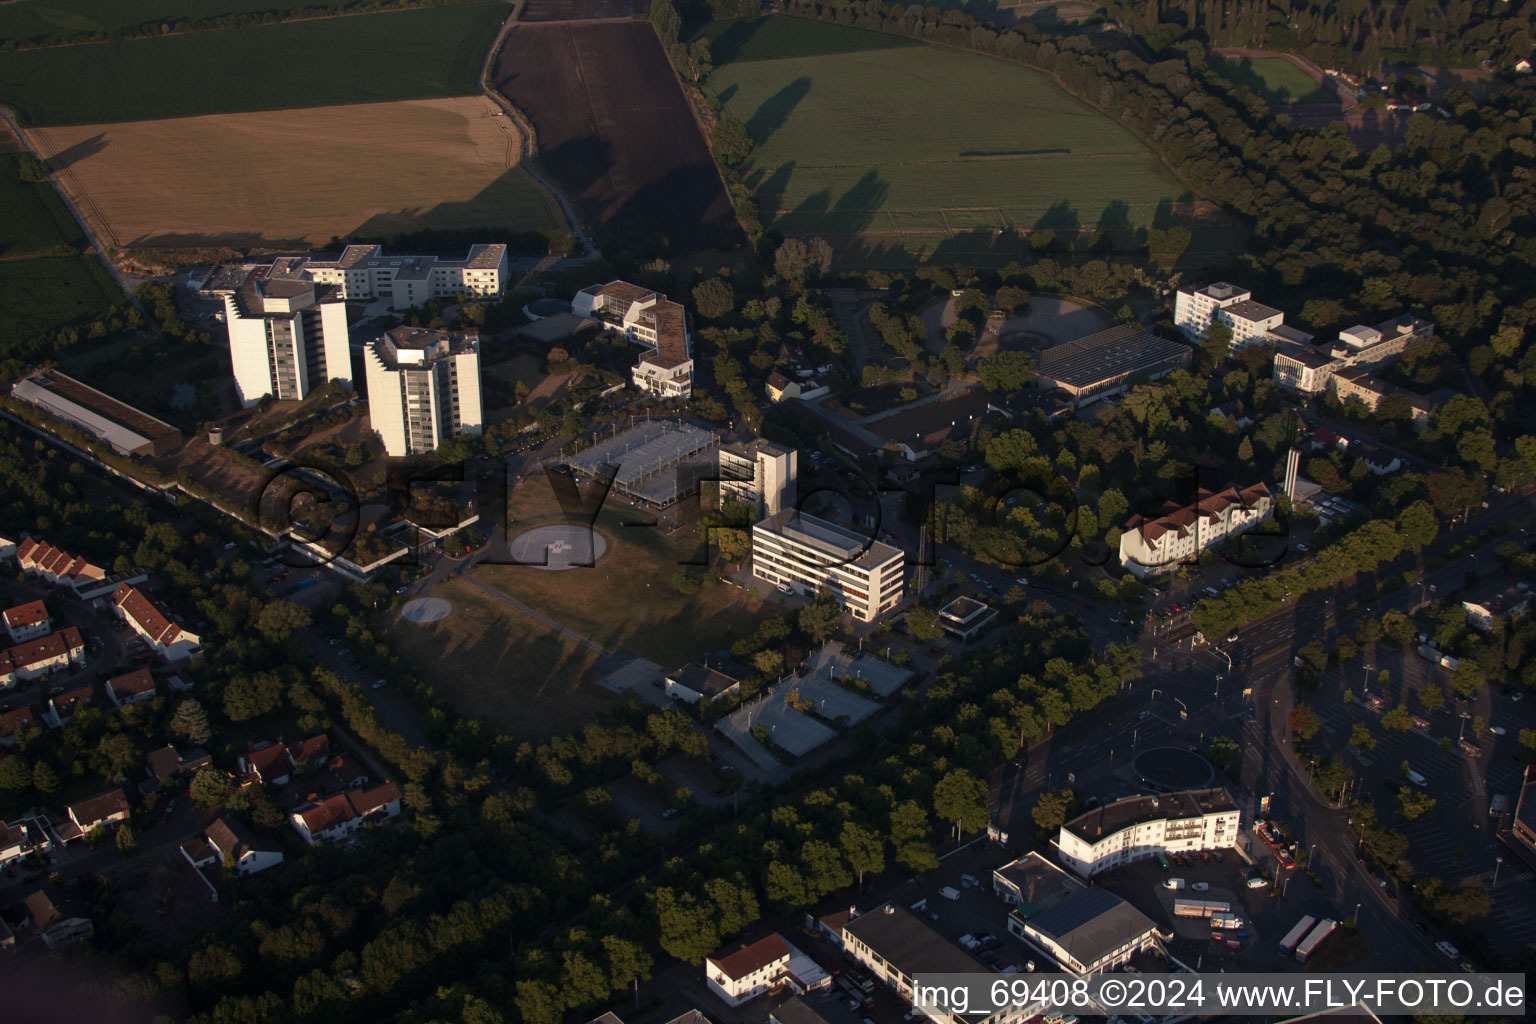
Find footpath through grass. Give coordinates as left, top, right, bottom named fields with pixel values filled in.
left=0, top=2, right=508, bottom=125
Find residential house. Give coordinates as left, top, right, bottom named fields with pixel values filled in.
left=111, top=584, right=202, bottom=661
left=288, top=734, right=330, bottom=770
left=705, top=933, right=792, bottom=1006
left=240, top=740, right=297, bottom=786
left=205, top=817, right=284, bottom=876
left=0, top=535, right=15, bottom=563
left=0, top=816, right=52, bottom=867
left=1118, top=484, right=1274, bottom=578
left=0, top=627, right=86, bottom=686
left=665, top=656, right=752, bottom=705
left=0, top=707, right=36, bottom=747
left=1354, top=446, right=1402, bottom=476
left=66, top=789, right=130, bottom=835
left=23, top=889, right=93, bottom=949
left=47, top=684, right=95, bottom=724
left=106, top=667, right=156, bottom=707
left=289, top=781, right=403, bottom=845
left=16, top=537, right=106, bottom=591
left=2, top=600, right=50, bottom=644
left=146, top=744, right=212, bottom=783
left=315, top=752, right=370, bottom=792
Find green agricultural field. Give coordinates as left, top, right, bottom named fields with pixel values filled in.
left=707, top=20, right=1227, bottom=266
left=0, top=254, right=122, bottom=349
left=0, top=0, right=375, bottom=44
left=689, top=15, right=917, bottom=63
left=1213, top=56, right=1338, bottom=106
left=0, top=2, right=508, bottom=125
left=0, top=153, right=87, bottom=258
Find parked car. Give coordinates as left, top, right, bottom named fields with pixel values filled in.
left=1191, top=882, right=1210, bottom=892
left=660, top=808, right=680, bottom=821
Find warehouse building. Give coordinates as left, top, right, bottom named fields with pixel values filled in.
left=1034, top=324, right=1192, bottom=406
left=12, top=370, right=181, bottom=457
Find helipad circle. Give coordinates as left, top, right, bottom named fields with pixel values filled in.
left=1132, top=746, right=1214, bottom=791
left=508, top=524, right=607, bottom=571
left=400, top=597, right=452, bottom=623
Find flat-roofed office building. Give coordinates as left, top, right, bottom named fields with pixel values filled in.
left=752, top=510, right=903, bottom=622
left=1035, top=324, right=1192, bottom=406
left=719, top=438, right=797, bottom=516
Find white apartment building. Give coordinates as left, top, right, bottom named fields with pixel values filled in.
left=1272, top=341, right=1337, bottom=395
left=225, top=278, right=352, bottom=407
left=705, top=933, right=791, bottom=1006
left=1327, top=314, right=1435, bottom=371
left=1056, top=789, right=1241, bottom=878
left=1118, top=483, right=1274, bottom=578
left=752, top=510, right=904, bottom=623
left=111, top=584, right=202, bottom=661
left=572, top=281, right=693, bottom=399
left=719, top=439, right=798, bottom=516
left=364, top=327, right=484, bottom=457
left=1218, top=299, right=1287, bottom=352
left=300, top=244, right=508, bottom=309
left=1173, top=282, right=1251, bottom=341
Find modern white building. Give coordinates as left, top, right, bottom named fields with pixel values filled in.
left=1217, top=299, right=1287, bottom=352
left=705, top=933, right=791, bottom=1006
left=752, top=510, right=904, bottom=623
left=1118, top=483, right=1274, bottom=578
left=573, top=281, right=694, bottom=399
left=1056, top=789, right=1241, bottom=878
left=719, top=438, right=797, bottom=516
left=225, top=277, right=352, bottom=406
left=1327, top=314, right=1434, bottom=371
left=1272, top=341, right=1337, bottom=395
left=299, top=244, right=509, bottom=309
left=1007, top=887, right=1162, bottom=975
left=364, top=326, right=484, bottom=457
left=1173, top=282, right=1252, bottom=341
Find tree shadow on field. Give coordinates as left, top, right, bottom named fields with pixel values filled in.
left=540, top=134, right=617, bottom=203
left=828, top=168, right=889, bottom=233
left=751, top=161, right=796, bottom=222
left=746, top=75, right=811, bottom=146
left=701, top=17, right=768, bottom=65
left=1097, top=199, right=1131, bottom=236
left=1035, top=200, right=1080, bottom=233
left=605, top=163, right=743, bottom=253
left=43, top=133, right=108, bottom=173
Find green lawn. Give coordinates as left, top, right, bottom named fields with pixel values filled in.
left=689, top=15, right=917, bottom=63
left=706, top=21, right=1212, bottom=265
left=1212, top=56, right=1338, bottom=106
left=0, top=0, right=377, bottom=44
left=0, top=152, right=87, bottom=258
left=0, top=253, right=122, bottom=348
left=0, top=2, right=508, bottom=125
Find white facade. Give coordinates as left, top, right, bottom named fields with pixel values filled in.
left=705, top=935, right=791, bottom=1006
left=365, top=327, right=484, bottom=457
left=752, top=511, right=904, bottom=623
left=225, top=279, right=352, bottom=407
left=573, top=281, right=693, bottom=399
left=719, top=440, right=798, bottom=516
left=1173, top=282, right=1251, bottom=341
left=300, top=244, right=508, bottom=309
left=1056, top=790, right=1241, bottom=878
left=1118, top=484, right=1273, bottom=578
left=1272, top=345, right=1336, bottom=395
left=1219, top=300, right=1287, bottom=353
left=1328, top=314, right=1434, bottom=371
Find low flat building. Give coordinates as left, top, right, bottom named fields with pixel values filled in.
left=1272, top=341, right=1336, bottom=395
left=844, top=903, right=1035, bottom=1024
left=992, top=850, right=1087, bottom=909
left=1327, top=314, right=1434, bottom=371
left=1463, top=581, right=1532, bottom=633
left=12, top=369, right=181, bottom=456
left=565, top=420, right=720, bottom=509
left=1057, top=789, right=1240, bottom=878
left=666, top=655, right=752, bottom=705
left=719, top=438, right=798, bottom=516
left=752, top=510, right=904, bottom=623
left=1007, top=887, right=1161, bottom=975
left=1118, top=483, right=1273, bottom=578
left=936, top=595, right=996, bottom=641
left=1035, top=324, right=1192, bottom=406
left=2, top=600, right=50, bottom=644
left=0, top=627, right=85, bottom=687
left=296, top=243, right=508, bottom=308
left=705, top=932, right=791, bottom=1006
left=574, top=281, right=694, bottom=399
left=111, top=583, right=201, bottom=661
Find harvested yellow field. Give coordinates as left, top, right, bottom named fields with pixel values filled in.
left=28, top=95, right=564, bottom=249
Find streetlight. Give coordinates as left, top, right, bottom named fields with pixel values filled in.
left=1353, top=902, right=1361, bottom=926
left=1309, top=843, right=1318, bottom=866
left=1494, top=856, right=1505, bottom=888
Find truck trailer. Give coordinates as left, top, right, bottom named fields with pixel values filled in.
left=1278, top=914, right=1318, bottom=957
left=1295, top=918, right=1338, bottom=964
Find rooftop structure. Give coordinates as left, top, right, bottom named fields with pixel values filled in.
left=867, top=387, right=995, bottom=461
left=1328, top=313, right=1434, bottom=370
left=752, top=509, right=904, bottom=623
left=565, top=420, right=720, bottom=508
left=1035, top=324, right=1192, bottom=405
left=1119, top=483, right=1274, bottom=578
left=364, top=327, right=484, bottom=457
left=665, top=655, right=752, bottom=705
left=573, top=281, right=693, bottom=398
left=936, top=595, right=997, bottom=642
left=992, top=850, right=1087, bottom=909
left=12, top=370, right=181, bottom=457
